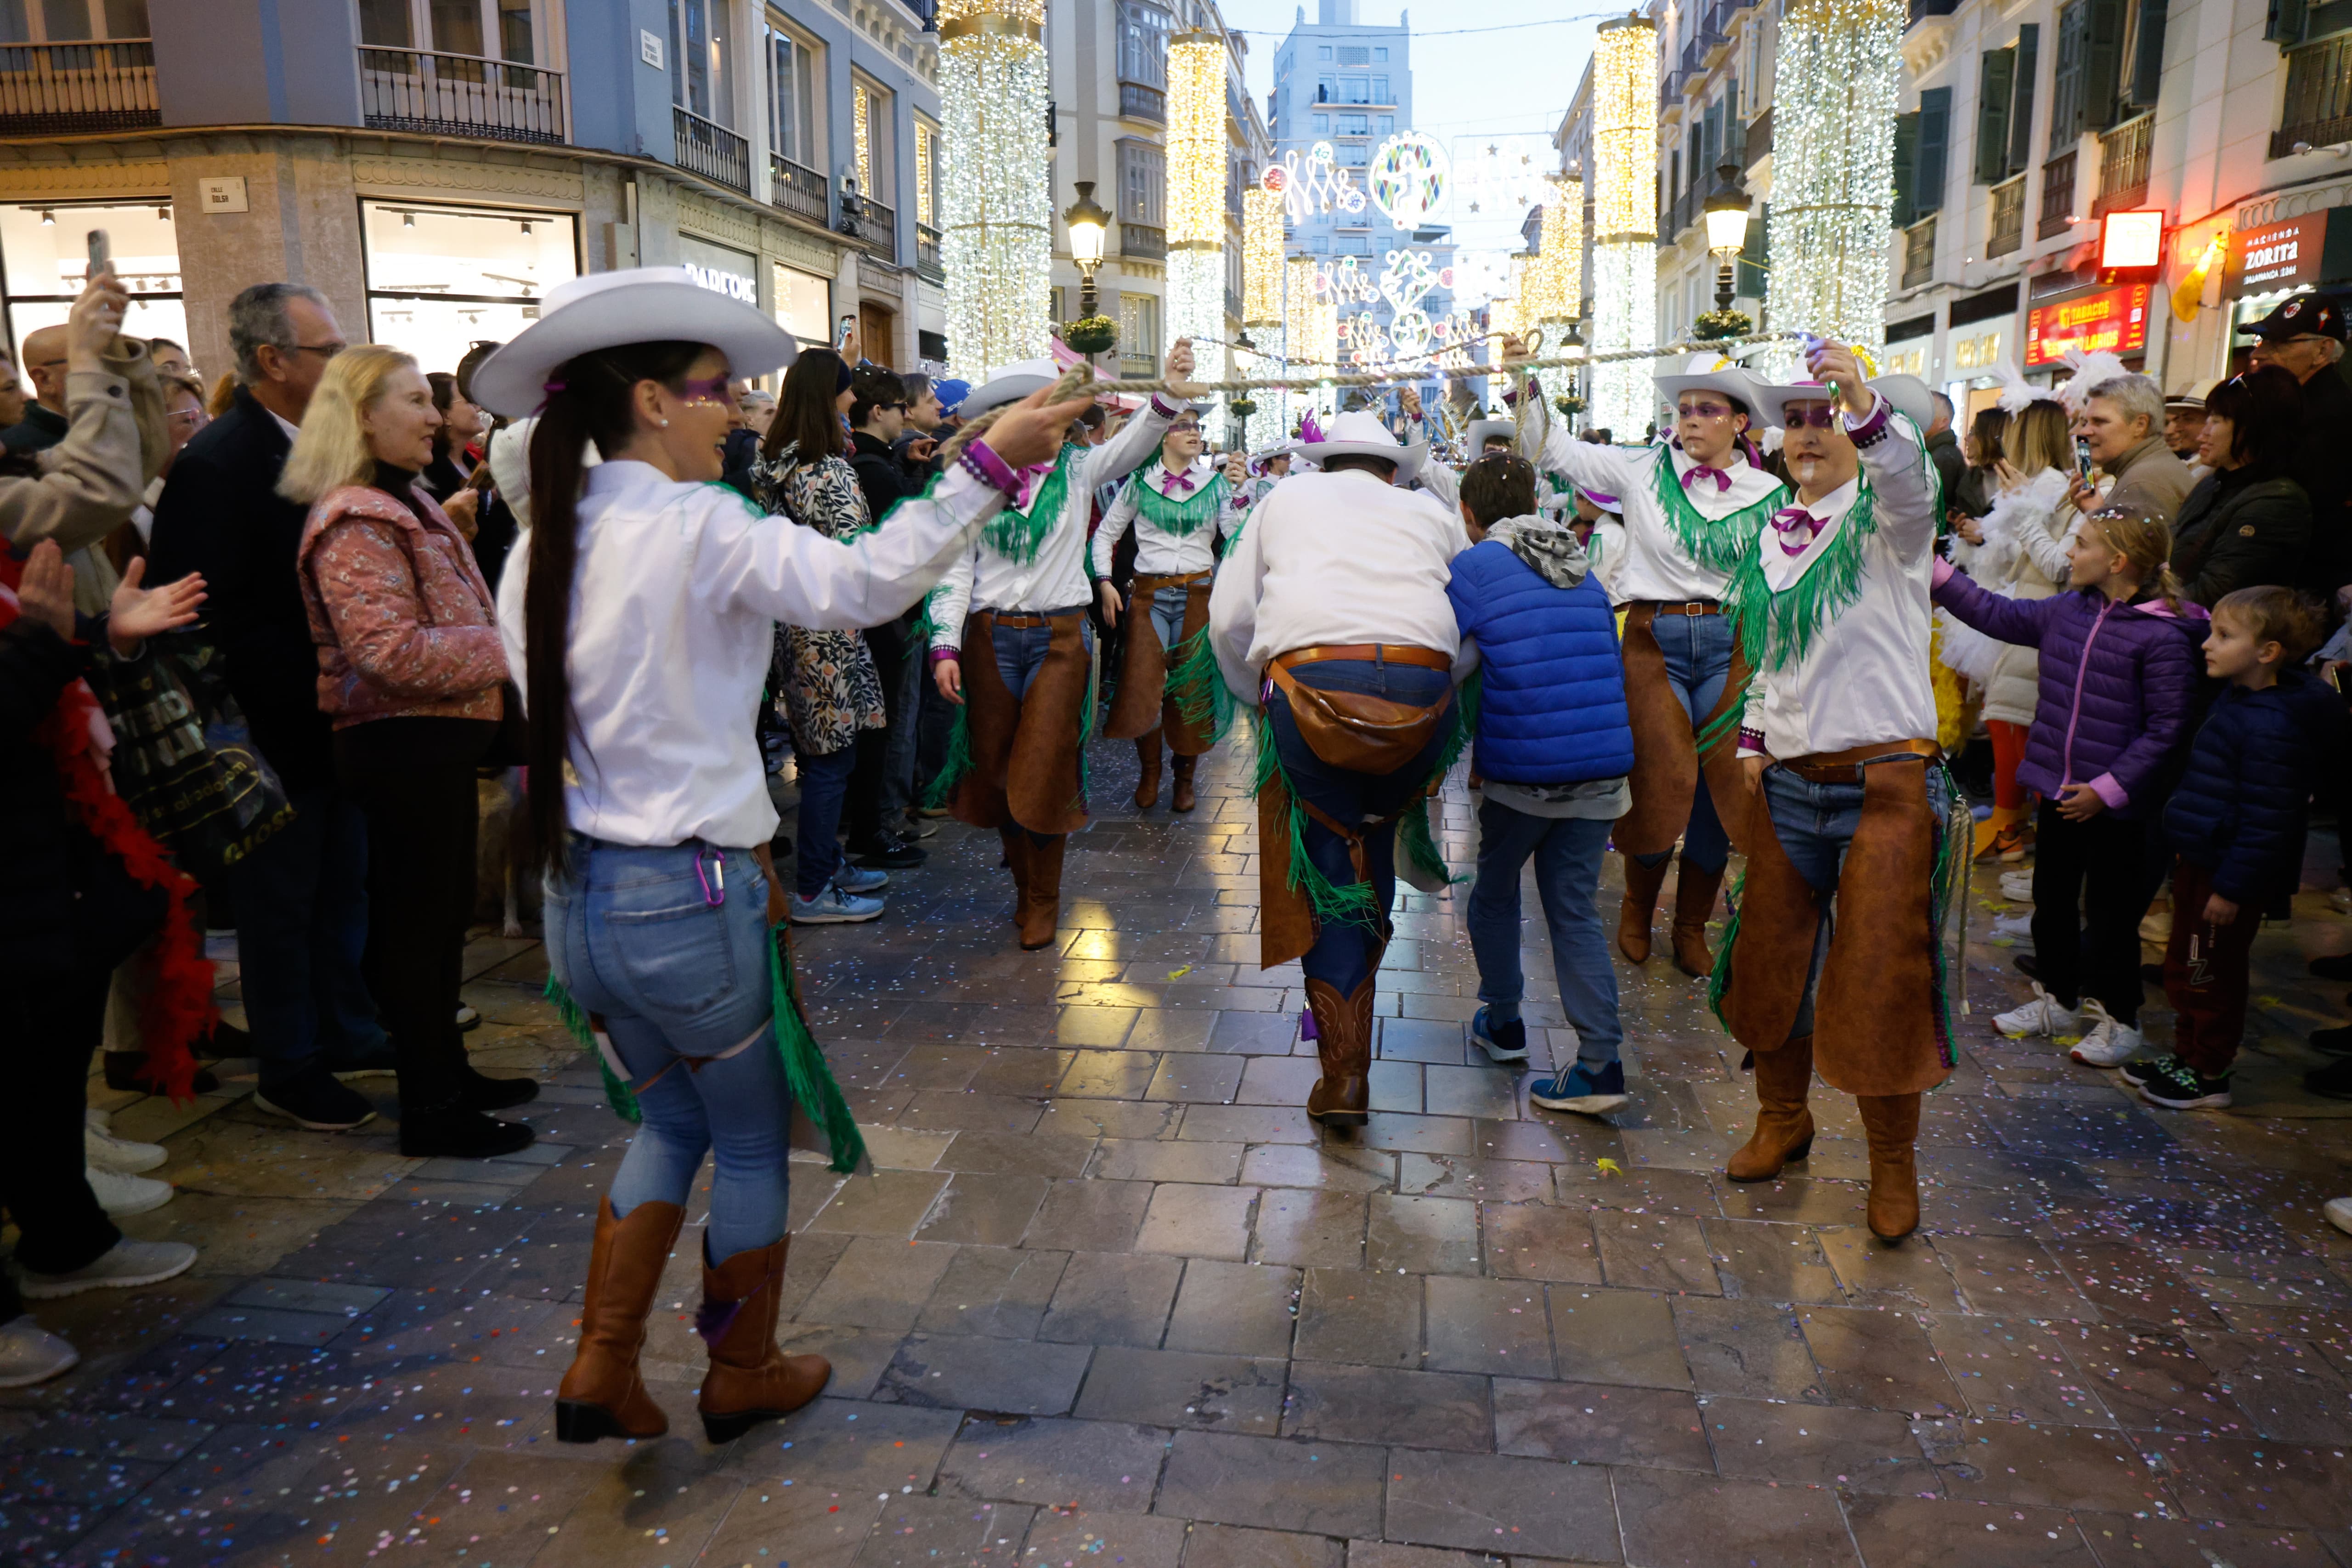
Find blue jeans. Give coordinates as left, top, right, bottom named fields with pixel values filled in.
left=881, top=623, right=925, bottom=818
left=794, top=745, right=857, bottom=897
left=1268, top=657, right=1457, bottom=994
left=227, top=784, right=386, bottom=1088
left=1762, top=761, right=1952, bottom=1037
left=545, top=840, right=795, bottom=1259
left=990, top=608, right=1092, bottom=698
left=1147, top=584, right=1189, bottom=650
left=1466, top=802, right=1620, bottom=1068
left=1635, top=608, right=1733, bottom=874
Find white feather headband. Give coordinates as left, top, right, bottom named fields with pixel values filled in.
left=1991, top=357, right=2059, bottom=416
left=2056, top=348, right=2132, bottom=415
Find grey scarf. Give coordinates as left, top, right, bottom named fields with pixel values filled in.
left=1481, top=513, right=1591, bottom=589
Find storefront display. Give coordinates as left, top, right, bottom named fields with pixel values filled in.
left=774, top=262, right=832, bottom=348
left=0, top=201, right=186, bottom=367
left=678, top=233, right=759, bottom=305
left=2024, top=283, right=2151, bottom=368
left=361, top=200, right=577, bottom=380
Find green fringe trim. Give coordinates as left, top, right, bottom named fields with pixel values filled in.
left=1398, top=801, right=1450, bottom=888
left=1927, top=756, right=1968, bottom=1071
left=1168, top=627, right=1239, bottom=749
left=1133, top=470, right=1230, bottom=536
left=1722, top=481, right=1881, bottom=676
left=925, top=699, right=973, bottom=809
left=766, top=926, right=867, bottom=1175
left=1076, top=642, right=1099, bottom=809
left=1649, top=449, right=1790, bottom=575
left=982, top=443, right=1078, bottom=564
left=1705, top=870, right=1746, bottom=1032
left=545, top=974, right=643, bottom=1122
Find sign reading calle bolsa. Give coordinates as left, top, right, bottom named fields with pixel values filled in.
left=2024, top=283, right=2152, bottom=368
left=2221, top=207, right=2352, bottom=297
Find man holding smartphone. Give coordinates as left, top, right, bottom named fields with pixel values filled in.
left=2066, top=370, right=2193, bottom=529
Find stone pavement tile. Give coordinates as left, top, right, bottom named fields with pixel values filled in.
left=1549, top=1287, right=1693, bottom=1390
left=1493, top=1377, right=1711, bottom=1471
left=2046, top=1240, right=2230, bottom=1331
left=779, top=1230, right=859, bottom=1318
left=1560, top=1163, right=1722, bottom=1215
left=325, top=1287, right=564, bottom=1369
left=1344, top=1543, right=1494, bottom=1568
left=0, top=1447, right=174, bottom=1562
left=1035, top=1098, right=1188, bottom=1140
left=1714, top=1175, right=1874, bottom=1228
left=968, top=1047, right=1084, bottom=1097
left=937, top=1131, right=1098, bottom=1179
left=724, top=1398, right=964, bottom=1489
left=1024, top=1178, right=1154, bottom=1252
left=1798, top=1305, right=1960, bottom=1415
left=116, top=1189, right=362, bottom=1280
left=1151, top=1429, right=1386, bottom=1537
left=1423, top=1274, right=1552, bottom=1376
left=1672, top=1296, right=1825, bottom=1402
left=797, top=1237, right=959, bottom=1332
left=1203, top=1011, right=1299, bottom=1054
left=521, top=1447, right=749, bottom=1567
left=1146, top=1053, right=1246, bottom=1103
left=2055, top=1325, right=2251, bottom=1435
left=806, top=1169, right=954, bottom=1238
left=1071, top=1347, right=1287, bottom=1432
left=914, top=1173, right=1051, bottom=1246
left=1613, top=1467, right=1860, bottom=1568
left=1017, top=1507, right=1191, bottom=1568
left=1253, top=1190, right=1370, bottom=1269
left=936, top=1415, right=1169, bottom=1512
left=1134, top=1183, right=1258, bottom=1260
left=1056, top=1006, right=1141, bottom=1047
left=1057, top=1049, right=1163, bottom=1099
left=880, top=1335, right=1092, bottom=1416
left=1593, top=1210, right=1722, bottom=1295
left=1704, top=1396, right=1939, bottom=1495
left=2181, top=1329, right=2352, bottom=1443
left=1917, top=1416, right=2174, bottom=1513
left=1369, top=1060, right=1424, bottom=1113
left=1421, top=1065, right=1523, bottom=1121
left=1396, top=1153, right=1554, bottom=1203
left=1180, top=1104, right=1316, bottom=1143
left=1702, top=1216, right=1843, bottom=1304
left=1179, top=1522, right=1344, bottom=1568
left=1483, top=1203, right=1603, bottom=1284
left=1816, top=1226, right=1966, bottom=1310
left=1126, top=1007, right=1222, bottom=1054
left=1091, top=1138, right=1244, bottom=1184
left=2152, top=1431, right=2352, bottom=1530
left=158, top=1116, right=419, bottom=1204
left=691, top=1486, right=885, bottom=1568
left=1038, top=1251, right=1183, bottom=1347
left=1295, top=1267, right=1420, bottom=1368
left=1237, top=1056, right=1324, bottom=1105
left=1383, top=1448, right=1620, bottom=1560
left=1241, top=1142, right=1395, bottom=1193
left=884, top=1045, right=998, bottom=1091
left=915, top=1246, right=1070, bottom=1339
left=1281, top=1360, right=1491, bottom=1449
left=2071, top=1513, right=2340, bottom=1567
left=1842, top=1495, right=2097, bottom=1568
left=1165, top=1259, right=1302, bottom=1357
left=1922, top=1312, right=2116, bottom=1427
left=1360, top=1112, right=1476, bottom=1157
left=768, top=1324, right=904, bottom=1402
left=273, top=1197, right=531, bottom=1292
left=1366, top=1194, right=1480, bottom=1275
left=897, top=1090, right=1049, bottom=1135
left=854, top=1495, right=1037, bottom=1568
left=1478, top=1112, right=1620, bottom=1166
left=1937, top=1234, right=2103, bottom=1321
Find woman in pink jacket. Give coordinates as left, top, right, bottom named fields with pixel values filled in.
left=287, top=346, right=534, bottom=1160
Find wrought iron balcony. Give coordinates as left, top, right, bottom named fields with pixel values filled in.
left=358, top=46, right=563, bottom=145
left=1119, top=79, right=1166, bottom=123
left=1121, top=221, right=1166, bottom=260
left=2037, top=149, right=2076, bottom=241
left=674, top=106, right=750, bottom=192
left=856, top=197, right=897, bottom=259
left=1902, top=215, right=1937, bottom=290
left=2094, top=113, right=2152, bottom=215
left=917, top=222, right=944, bottom=282
left=771, top=154, right=828, bottom=225
left=1742, top=106, right=1771, bottom=168
left=1988, top=173, right=2025, bottom=258
left=2273, top=32, right=2352, bottom=158
left=0, top=39, right=158, bottom=136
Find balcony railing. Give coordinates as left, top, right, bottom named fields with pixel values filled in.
left=1988, top=173, right=2026, bottom=258
left=358, top=45, right=564, bottom=144
left=674, top=106, right=749, bottom=192
left=1902, top=215, right=1937, bottom=289
left=2273, top=32, right=2352, bottom=158
left=1119, top=79, right=1166, bottom=123
left=1907, top=0, right=1959, bottom=23
left=2037, top=149, right=2076, bottom=240
left=1742, top=106, right=1771, bottom=168
left=1121, top=221, right=1166, bottom=260
left=2094, top=113, right=2153, bottom=215
left=856, top=197, right=896, bottom=259
left=917, top=221, right=943, bottom=281
left=0, top=39, right=158, bottom=136
left=770, top=153, right=828, bottom=225
left=1225, top=285, right=1244, bottom=323
left=1660, top=182, right=1699, bottom=240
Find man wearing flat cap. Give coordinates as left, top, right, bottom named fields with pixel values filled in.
left=2243, top=291, right=2352, bottom=592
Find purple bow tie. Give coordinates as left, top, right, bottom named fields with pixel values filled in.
left=1013, top=459, right=1057, bottom=513
left=1681, top=463, right=1732, bottom=494
left=1165, top=466, right=1199, bottom=495
left=1770, top=505, right=1825, bottom=555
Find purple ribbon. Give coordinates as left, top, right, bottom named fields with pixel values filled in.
left=1680, top=464, right=1732, bottom=494
left=1165, top=465, right=1199, bottom=495
left=1297, top=412, right=1327, bottom=444
left=1769, top=505, right=1824, bottom=556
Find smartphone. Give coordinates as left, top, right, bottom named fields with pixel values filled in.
left=85, top=228, right=110, bottom=276
left=837, top=315, right=856, bottom=349
left=2075, top=437, right=2094, bottom=482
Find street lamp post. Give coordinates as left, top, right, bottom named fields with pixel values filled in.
left=1063, top=181, right=1111, bottom=321
left=1702, top=162, right=1753, bottom=314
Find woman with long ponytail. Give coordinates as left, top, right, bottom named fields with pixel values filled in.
left=471, top=269, right=1085, bottom=1447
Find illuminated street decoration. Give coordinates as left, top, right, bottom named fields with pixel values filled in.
left=1451, top=136, right=1551, bottom=219
left=1368, top=131, right=1449, bottom=231
left=938, top=0, right=1050, bottom=379
left=1765, top=0, right=1905, bottom=359
left=1276, top=142, right=1367, bottom=223
left=1590, top=15, right=1658, bottom=436
left=1165, top=29, right=1229, bottom=411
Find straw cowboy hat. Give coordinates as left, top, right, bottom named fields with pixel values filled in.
left=1749, top=369, right=1938, bottom=430
left=1465, top=418, right=1517, bottom=453
left=1653, top=350, right=1768, bottom=414
left=1279, top=408, right=1428, bottom=482
left=469, top=266, right=799, bottom=419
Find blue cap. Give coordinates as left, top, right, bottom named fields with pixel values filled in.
left=933, top=378, right=972, bottom=414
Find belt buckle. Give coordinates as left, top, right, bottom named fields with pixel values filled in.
left=1681, top=602, right=1708, bottom=617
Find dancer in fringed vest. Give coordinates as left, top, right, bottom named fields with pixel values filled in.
left=925, top=341, right=1201, bottom=949
left=1504, top=344, right=1789, bottom=979
left=1091, top=410, right=1249, bottom=812
left=1199, top=412, right=1473, bottom=1126
left=1713, top=341, right=1965, bottom=1243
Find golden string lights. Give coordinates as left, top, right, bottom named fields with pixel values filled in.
left=1241, top=183, right=1286, bottom=450
left=1591, top=16, right=1657, bottom=437
left=1765, top=0, right=1906, bottom=360
left=1166, top=29, right=1230, bottom=417
left=939, top=0, right=1051, bottom=380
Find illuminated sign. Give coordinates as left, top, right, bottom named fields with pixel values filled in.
left=2098, top=209, right=2164, bottom=272
left=2024, top=283, right=2151, bottom=367
left=684, top=262, right=757, bottom=303
left=2221, top=210, right=2340, bottom=295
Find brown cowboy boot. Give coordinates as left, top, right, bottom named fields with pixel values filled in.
left=1170, top=753, right=1198, bottom=813
left=1000, top=828, right=1031, bottom=927
left=1725, top=1035, right=1816, bottom=1182
left=1019, top=834, right=1066, bottom=951
left=1133, top=734, right=1163, bottom=810
left=1304, top=967, right=1378, bottom=1126
left=554, top=1196, right=684, bottom=1443
left=1857, top=1092, right=1922, bottom=1242
left=1670, top=858, right=1727, bottom=979
left=697, top=1234, right=832, bottom=1443
left=1617, top=852, right=1673, bottom=964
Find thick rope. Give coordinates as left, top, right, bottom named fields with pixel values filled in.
left=1081, top=331, right=1797, bottom=397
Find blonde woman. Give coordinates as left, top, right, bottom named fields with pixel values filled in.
left=284, top=345, right=535, bottom=1160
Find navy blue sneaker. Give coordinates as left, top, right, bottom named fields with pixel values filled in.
left=1471, top=1005, right=1528, bottom=1063
left=1528, top=1059, right=1628, bottom=1115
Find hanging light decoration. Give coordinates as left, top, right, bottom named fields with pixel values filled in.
left=1165, top=29, right=1230, bottom=414
left=939, top=0, right=1051, bottom=381
left=1590, top=16, right=1657, bottom=437
left=1286, top=255, right=1337, bottom=424
left=1522, top=171, right=1583, bottom=341
left=1764, top=0, right=1904, bottom=367
left=1242, top=181, right=1286, bottom=450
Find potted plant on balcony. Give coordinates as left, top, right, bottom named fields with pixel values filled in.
left=1693, top=307, right=1753, bottom=341
left=1063, top=316, right=1117, bottom=356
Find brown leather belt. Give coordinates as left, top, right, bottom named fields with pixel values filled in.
left=1133, top=570, right=1211, bottom=593
left=1777, top=738, right=1940, bottom=783
left=987, top=610, right=1082, bottom=629
left=1273, top=643, right=1453, bottom=673
left=1640, top=600, right=1721, bottom=616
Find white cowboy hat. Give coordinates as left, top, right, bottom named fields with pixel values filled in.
left=1280, top=408, right=1427, bottom=482
left=1750, top=371, right=1938, bottom=431
left=1465, top=418, right=1517, bottom=453
left=1654, top=351, right=1766, bottom=414
left=469, top=266, right=798, bottom=419
left=958, top=357, right=1062, bottom=419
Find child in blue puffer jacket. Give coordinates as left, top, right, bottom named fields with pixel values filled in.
left=1446, top=453, right=1637, bottom=1116
left=2133, top=587, right=2341, bottom=1111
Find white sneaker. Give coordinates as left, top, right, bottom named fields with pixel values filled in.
left=2069, top=999, right=2144, bottom=1067
left=789, top=884, right=884, bottom=924
left=1993, top=983, right=2080, bottom=1040
left=84, top=1109, right=165, bottom=1174
left=1999, top=870, right=2035, bottom=903
left=0, top=1318, right=79, bottom=1387
left=2326, top=1196, right=2352, bottom=1236
left=83, top=1166, right=173, bottom=1217
left=18, top=1239, right=198, bottom=1300
left=1990, top=911, right=2035, bottom=940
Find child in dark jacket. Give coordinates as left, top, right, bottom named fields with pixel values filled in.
left=2133, top=587, right=2338, bottom=1109
left=1930, top=508, right=2203, bottom=1067
left=1447, top=454, right=1637, bottom=1116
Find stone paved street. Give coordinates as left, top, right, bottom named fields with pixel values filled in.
left=9, top=736, right=2352, bottom=1567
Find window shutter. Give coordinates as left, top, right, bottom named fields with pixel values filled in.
left=2266, top=0, right=2307, bottom=43
left=2049, top=2, right=2086, bottom=153
left=2129, top=0, right=2169, bottom=104
left=1737, top=199, right=1769, bottom=298
left=1975, top=48, right=2015, bottom=183
left=1892, top=110, right=1921, bottom=228
left=2085, top=0, right=2127, bottom=131
left=2009, top=23, right=2041, bottom=172
left=1917, top=86, right=1952, bottom=213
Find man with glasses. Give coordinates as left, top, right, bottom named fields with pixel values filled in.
left=1500, top=341, right=1787, bottom=987
left=2243, top=291, right=2352, bottom=594
left=1712, top=345, right=1952, bottom=1245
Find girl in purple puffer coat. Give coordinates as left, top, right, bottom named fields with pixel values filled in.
left=1931, top=509, right=2205, bottom=1066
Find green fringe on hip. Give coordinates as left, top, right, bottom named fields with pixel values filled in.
left=545, top=974, right=643, bottom=1122
left=923, top=700, right=974, bottom=809
left=1705, top=870, right=1746, bottom=1032
left=1168, top=627, right=1239, bottom=748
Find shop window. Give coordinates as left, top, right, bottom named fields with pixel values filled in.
left=913, top=118, right=939, bottom=230
left=1119, top=291, right=1160, bottom=363
left=670, top=0, right=733, bottom=127
left=766, top=15, right=819, bottom=172
left=360, top=200, right=577, bottom=382
left=0, top=0, right=147, bottom=39
left=853, top=77, right=893, bottom=209
left=0, top=200, right=179, bottom=361
left=1115, top=0, right=1169, bottom=88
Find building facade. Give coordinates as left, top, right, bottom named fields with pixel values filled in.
left=0, top=0, right=947, bottom=386
left=1649, top=0, right=1775, bottom=351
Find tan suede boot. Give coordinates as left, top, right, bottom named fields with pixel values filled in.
left=1670, top=858, right=1728, bottom=979
left=1305, top=972, right=1377, bottom=1126
left=1857, top=1092, right=1922, bottom=1242
left=1617, top=852, right=1673, bottom=964
left=1133, top=734, right=1163, bottom=810
left=697, top=1234, right=832, bottom=1444
left=554, top=1196, right=684, bottom=1443
left=1000, top=828, right=1031, bottom=928
left=1170, top=753, right=1198, bottom=813
left=1724, top=1035, right=1817, bottom=1182
left=1019, top=834, right=1066, bottom=951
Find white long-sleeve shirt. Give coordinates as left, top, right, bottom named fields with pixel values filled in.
left=1738, top=394, right=1943, bottom=761
left=498, top=457, right=1008, bottom=848
left=1206, top=468, right=1473, bottom=703
left=1089, top=458, right=1243, bottom=579
left=925, top=395, right=1180, bottom=638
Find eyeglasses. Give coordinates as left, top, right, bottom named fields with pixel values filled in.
left=290, top=342, right=346, bottom=360
left=166, top=405, right=206, bottom=429
left=1678, top=401, right=1737, bottom=420
left=1170, top=421, right=1202, bottom=433
left=1781, top=403, right=1840, bottom=430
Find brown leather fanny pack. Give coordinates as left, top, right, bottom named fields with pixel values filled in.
left=1268, top=645, right=1453, bottom=775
